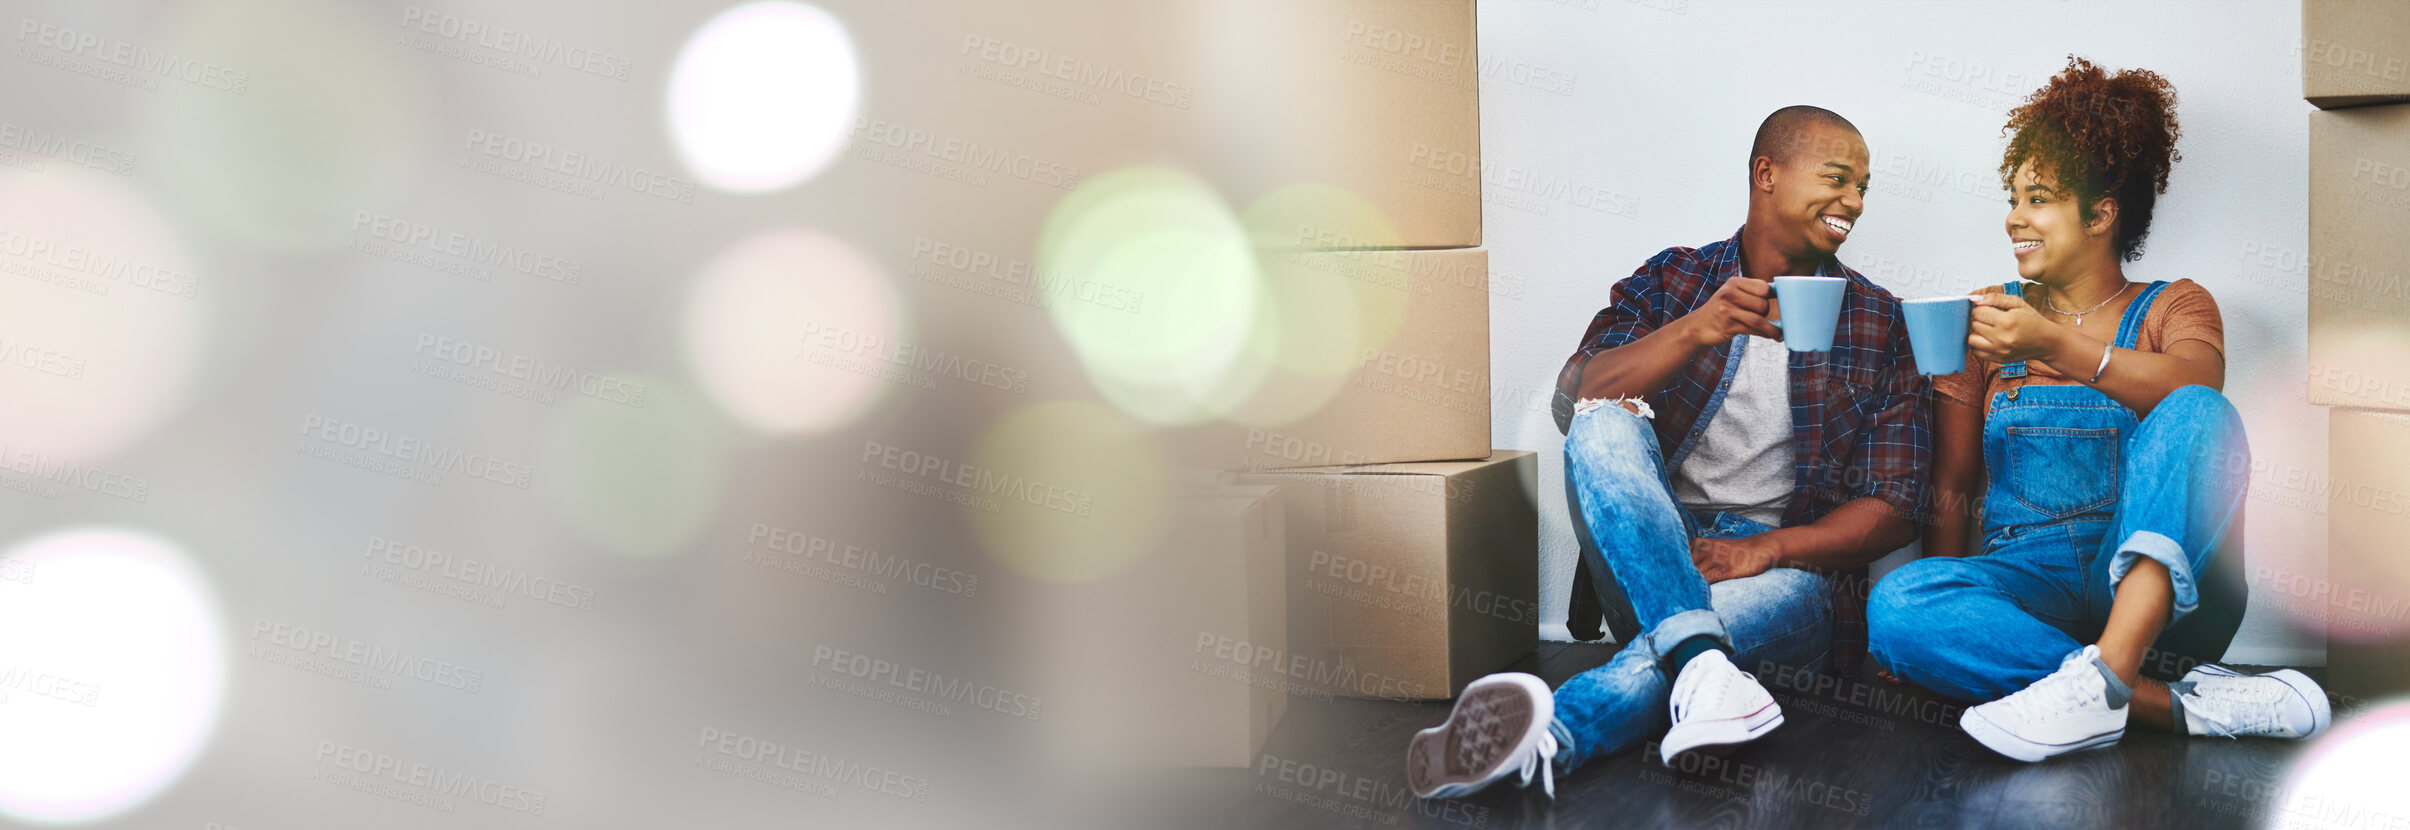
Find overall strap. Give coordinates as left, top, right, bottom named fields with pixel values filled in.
left=2110, top=281, right=2172, bottom=350
left=2000, top=282, right=2029, bottom=379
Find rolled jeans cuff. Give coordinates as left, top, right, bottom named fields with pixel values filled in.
left=2110, top=530, right=2200, bottom=620
left=1647, top=608, right=1730, bottom=664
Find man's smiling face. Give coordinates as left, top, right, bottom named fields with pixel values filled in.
left=1767, top=122, right=1870, bottom=261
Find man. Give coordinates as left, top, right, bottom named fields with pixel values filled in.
left=1407, top=106, right=1932, bottom=800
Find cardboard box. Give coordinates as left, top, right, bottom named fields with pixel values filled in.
left=2324, top=408, right=2410, bottom=701
left=1235, top=451, right=1538, bottom=700
left=1178, top=247, right=1492, bottom=470
left=2307, top=105, right=2410, bottom=409
left=2305, top=0, right=2410, bottom=108
left=1033, top=485, right=1287, bottom=769
left=1181, top=0, right=1481, bottom=248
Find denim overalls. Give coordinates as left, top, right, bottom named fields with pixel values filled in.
left=1979, top=280, right=2171, bottom=544
left=1868, top=280, right=2252, bottom=702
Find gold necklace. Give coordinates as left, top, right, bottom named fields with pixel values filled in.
left=2044, top=282, right=2131, bottom=327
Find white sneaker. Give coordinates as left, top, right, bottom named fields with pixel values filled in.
left=1961, top=645, right=2129, bottom=762
left=2174, top=664, right=2332, bottom=740
left=1659, top=649, right=1783, bottom=763
left=1407, top=673, right=1560, bottom=799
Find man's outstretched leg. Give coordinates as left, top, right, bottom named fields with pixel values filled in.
left=1556, top=403, right=1788, bottom=760
left=1407, top=555, right=1829, bottom=798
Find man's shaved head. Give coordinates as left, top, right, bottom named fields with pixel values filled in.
left=1750, top=105, right=1861, bottom=169
left=1742, top=105, right=1869, bottom=264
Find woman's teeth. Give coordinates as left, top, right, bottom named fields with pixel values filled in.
left=2013, top=240, right=2041, bottom=252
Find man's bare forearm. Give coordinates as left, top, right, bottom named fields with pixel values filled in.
left=1764, top=497, right=1918, bottom=572
left=1920, top=395, right=1985, bottom=559
left=1576, top=316, right=1709, bottom=401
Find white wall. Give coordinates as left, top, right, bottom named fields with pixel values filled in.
left=1478, top=0, right=2322, bottom=665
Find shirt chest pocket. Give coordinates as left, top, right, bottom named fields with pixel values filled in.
left=1811, top=364, right=1883, bottom=456
left=2004, top=426, right=2122, bottom=519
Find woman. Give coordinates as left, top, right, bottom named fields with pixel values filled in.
left=1866, top=56, right=2329, bottom=762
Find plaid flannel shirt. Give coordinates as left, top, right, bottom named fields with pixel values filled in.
left=1552, top=228, right=1933, bottom=675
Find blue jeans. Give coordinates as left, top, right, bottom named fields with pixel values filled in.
left=1551, top=404, right=1832, bottom=772
left=1866, top=386, right=2249, bottom=702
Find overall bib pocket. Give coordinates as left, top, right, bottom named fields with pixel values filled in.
left=2004, top=425, right=2121, bottom=519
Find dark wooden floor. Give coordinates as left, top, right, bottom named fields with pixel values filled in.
left=1156, top=643, right=2311, bottom=830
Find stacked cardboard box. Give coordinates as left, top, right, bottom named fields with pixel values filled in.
left=1208, top=0, right=1533, bottom=702
left=2303, top=0, right=2410, bottom=702
left=1179, top=247, right=1493, bottom=471
left=1234, top=452, right=1538, bottom=700
left=2303, top=0, right=2410, bottom=109
left=1182, top=0, right=1484, bottom=249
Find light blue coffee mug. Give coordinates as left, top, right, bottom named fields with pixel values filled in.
left=1769, top=276, right=1846, bottom=352
left=1902, top=296, right=1972, bottom=375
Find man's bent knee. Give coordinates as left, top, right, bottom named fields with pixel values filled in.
left=1567, top=402, right=1660, bottom=476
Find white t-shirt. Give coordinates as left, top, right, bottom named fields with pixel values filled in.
left=1669, top=335, right=1793, bottom=528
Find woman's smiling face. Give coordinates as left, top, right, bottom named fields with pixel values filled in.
left=2003, top=162, right=2104, bottom=283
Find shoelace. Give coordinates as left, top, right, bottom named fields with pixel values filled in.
left=1512, top=727, right=1559, bottom=799
left=2180, top=677, right=2288, bottom=737
left=1667, top=655, right=1729, bottom=721
left=1995, top=653, right=2100, bottom=723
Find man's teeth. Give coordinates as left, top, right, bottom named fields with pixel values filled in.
left=1822, top=216, right=1852, bottom=234
left=2013, top=240, right=2041, bottom=252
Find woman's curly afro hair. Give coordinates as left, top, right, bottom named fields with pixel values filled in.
left=1999, top=56, right=2182, bottom=262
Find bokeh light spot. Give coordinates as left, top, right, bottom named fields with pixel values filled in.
left=2276, top=701, right=2410, bottom=828
left=682, top=228, right=904, bottom=436
left=0, top=168, right=211, bottom=465
left=969, top=401, right=1170, bottom=584
left=0, top=528, right=227, bottom=824
left=1038, top=167, right=1261, bottom=425
left=668, top=1, right=861, bottom=193
left=147, top=0, right=428, bottom=252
